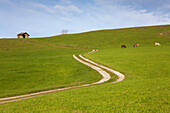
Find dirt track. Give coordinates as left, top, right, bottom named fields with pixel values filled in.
left=0, top=50, right=125, bottom=104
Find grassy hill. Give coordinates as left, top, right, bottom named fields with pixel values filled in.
left=0, top=39, right=101, bottom=97
left=32, top=25, right=170, bottom=48
left=0, top=25, right=170, bottom=112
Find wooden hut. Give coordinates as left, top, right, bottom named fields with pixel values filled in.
left=17, top=32, right=30, bottom=38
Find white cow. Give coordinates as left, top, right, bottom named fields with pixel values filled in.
left=155, top=42, right=161, bottom=46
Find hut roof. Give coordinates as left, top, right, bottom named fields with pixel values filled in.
left=17, top=32, right=30, bottom=36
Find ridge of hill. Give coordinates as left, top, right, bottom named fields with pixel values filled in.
left=32, top=25, right=170, bottom=49
left=0, top=25, right=169, bottom=51
left=0, top=25, right=170, bottom=112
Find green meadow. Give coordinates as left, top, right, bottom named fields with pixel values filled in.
left=0, top=25, right=170, bottom=112
left=32, top=25, right=170, bottom=48
left=0, top=40, right=101, bottom=97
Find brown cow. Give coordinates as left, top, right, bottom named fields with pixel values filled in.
left=133, top=44, right=139, bottom=47
left=121, top=45, right=126, bottom=48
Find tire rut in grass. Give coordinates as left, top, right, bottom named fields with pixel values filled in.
left=0, top=50, right=125, bottom=104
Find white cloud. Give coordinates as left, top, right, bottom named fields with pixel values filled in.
left=25, top=1, right=83, bottom=15
left=54, top=4, right=83, bottom=14
left=93, top=0, right=170, bottom=24
left=68, top=5, right=83, bottom=14
left=139, top=9, right=147, bottom=13
left=0, top=0, right=170, bottom=38
left=164, top=4, right=170, bottom=9
left=33, top=3, right=54, bottom=13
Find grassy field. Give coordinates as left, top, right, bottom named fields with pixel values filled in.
left=32, top=25, right=170, bottom=48
left=0, top=39, right=101, bottom=97
left=1, top=46, right=169, bottom=112
left=0, top=25, right=170, bottom=112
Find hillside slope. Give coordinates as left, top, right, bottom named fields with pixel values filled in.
left=32, top=25, right=170, bottom=48
left=0, top=38, right=101, bottom=97
left=0, top=25, right=170, bottom=112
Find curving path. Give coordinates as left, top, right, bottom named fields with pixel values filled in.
left=0, top=50, right=125, bottom=104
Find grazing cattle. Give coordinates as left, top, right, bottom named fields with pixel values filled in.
left=155, top=42, right=161, bottom=46
left=121, top=45, right=126, bottom=48
left=133, top=44, right=139, bottom=47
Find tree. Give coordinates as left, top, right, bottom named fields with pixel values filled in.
left=61, top=30, right=68, bottom=34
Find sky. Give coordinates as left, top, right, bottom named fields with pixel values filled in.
left=0, top=0, right=170, bottom=38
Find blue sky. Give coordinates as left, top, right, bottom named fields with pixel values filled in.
left=0, top=0, right=170, bottom=38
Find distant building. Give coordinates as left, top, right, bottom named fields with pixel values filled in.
left=17, top=32, right=30, bottom=38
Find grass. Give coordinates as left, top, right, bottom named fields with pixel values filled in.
left=1, top=46, right=169, bottom=112
left=0, top=25, right=170, bottom=112
left=0, top=39, right=101, bottom=97
left=32, top=25, right=170, bottom=49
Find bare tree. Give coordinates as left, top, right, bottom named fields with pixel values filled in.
left=61, top=30, right=68, bottom=34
